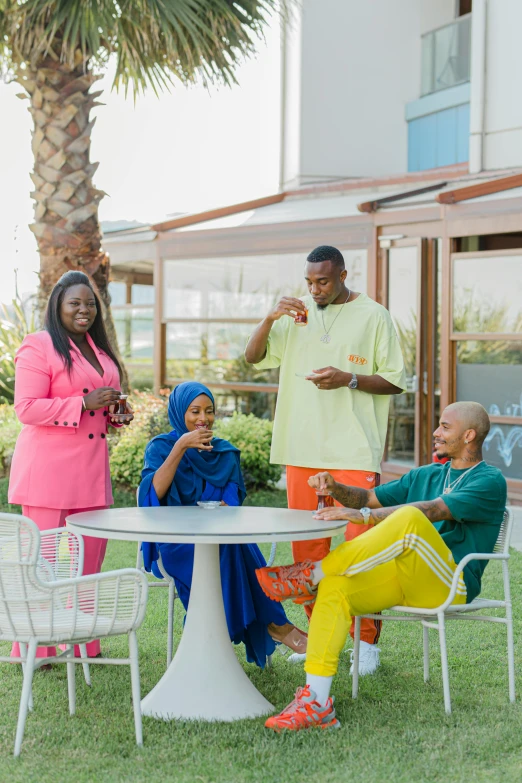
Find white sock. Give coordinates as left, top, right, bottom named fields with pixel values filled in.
left=306, top=674, right=333, bottom=706
left=311, top=561, right=325, bottom=585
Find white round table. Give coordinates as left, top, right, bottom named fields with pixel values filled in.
left=66, top=506, right=347, bottom=723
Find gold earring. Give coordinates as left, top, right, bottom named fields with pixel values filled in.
left=464, top=440, right=468, bottom=444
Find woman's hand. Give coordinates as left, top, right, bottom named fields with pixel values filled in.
left=177, top=429, right=214, bottom=452
left=83, top=387, right=121, bottom=411
left=108, top=402, right=134, bottom=426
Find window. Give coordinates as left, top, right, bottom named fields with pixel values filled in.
left=453, top=254, right=522, bottom=334
left=162, top=250, right=368, bottom=401
left=452, top=250, right=522, bottom=480
left=421, top=15, right=471, bottom=96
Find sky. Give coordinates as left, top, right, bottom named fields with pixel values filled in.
left=0, top=18, right=281, bottom=302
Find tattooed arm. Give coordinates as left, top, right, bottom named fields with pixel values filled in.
left=315, top=496, right=453, bottom=525
left=308, top=472, right=382, bottom=509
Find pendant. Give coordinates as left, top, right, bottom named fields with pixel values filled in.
left=443, top=488, right=450, bottom=494
left=320, top=334, right=331, bottom=344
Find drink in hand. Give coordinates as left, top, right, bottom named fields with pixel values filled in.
left=316, top=494, right=334, bottom=510
left=195, top=422, right=212, bottom=452
left=111, top=394, right=131, bottom=422
left=294, top=305, right=308, bottom=326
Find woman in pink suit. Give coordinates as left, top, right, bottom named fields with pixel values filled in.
left=9, top=270, right=133, bottom=660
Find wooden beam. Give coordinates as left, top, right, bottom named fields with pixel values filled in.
left=358, top=182, right=447, bottom=213
left=110, top=271, right=153, bottom=286
left=162, top=317, right=260, bottom=325
left=165, top=378, right=279, bottom=394
left=436, top=172, right=522, bottom=204
left=489, top=416, right=522, bottom=426
left=153, top=249, right=165, bottom=395
left=450, top=333, right=522, bottom=342
left=151, top=193, right=285, bottom=233
left=439, top=232, right=453, bottom=412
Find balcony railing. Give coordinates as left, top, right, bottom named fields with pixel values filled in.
left=421, top=14, right=471, bottom=96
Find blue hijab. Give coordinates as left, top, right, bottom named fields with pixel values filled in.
left=139, top=381, right=246, bottom=507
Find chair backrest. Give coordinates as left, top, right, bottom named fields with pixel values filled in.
left=493, top=507, right=514, bottom=556
left=0, top=513, right=51, bottom=639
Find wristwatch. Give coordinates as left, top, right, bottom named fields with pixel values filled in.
left=348, top=373, right=358, bottom=389
left=360, top=507, right=372, bottom=524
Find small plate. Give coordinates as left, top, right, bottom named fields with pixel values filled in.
left=197, top=501, right=221, bottom=510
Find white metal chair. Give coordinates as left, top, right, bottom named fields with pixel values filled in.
left=34, top=525, right=92, bottom=685
left=0, top=513, right=148, bottom=756
left=352, top=507, right=515, bottom=714
left=135, top=489, right=176, bottom=667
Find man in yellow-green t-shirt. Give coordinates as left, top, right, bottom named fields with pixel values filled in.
left=245, top=245, right=406, bottom=673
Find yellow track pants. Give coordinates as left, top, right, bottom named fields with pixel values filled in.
left=305, top=506, right=467, bottom=677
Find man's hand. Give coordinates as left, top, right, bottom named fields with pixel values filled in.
left=268, top=297, right=306, bottom=323
left=313, top=507, right=365, bottom=523
left=307, top=366, right=351, bottom=390
left=308, top=471, right=336, bottom=495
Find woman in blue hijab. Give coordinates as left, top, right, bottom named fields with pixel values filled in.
left=138, top=381, right=307, bottom=667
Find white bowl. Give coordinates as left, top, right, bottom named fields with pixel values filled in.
left=197, top=501, right=221, bottom=510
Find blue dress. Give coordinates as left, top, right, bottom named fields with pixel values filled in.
left=139, top=459, right=288, bottom=669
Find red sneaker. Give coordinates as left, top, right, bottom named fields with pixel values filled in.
left=265, top=686, right=340, bottom=732
left=255, top=561, right=317, bottom=604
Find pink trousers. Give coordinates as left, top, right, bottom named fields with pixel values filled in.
left=12, top=505, right=108, bottom=660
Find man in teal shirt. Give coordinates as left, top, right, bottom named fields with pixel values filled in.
left=255, top=401, right=508, bottom=732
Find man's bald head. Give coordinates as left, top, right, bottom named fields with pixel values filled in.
left=434, top=401, right=490, bottom=462
left=444, top=402, right=490, bottom=445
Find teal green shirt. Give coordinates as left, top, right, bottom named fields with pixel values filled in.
left=374, top=462, right=507, bottom=602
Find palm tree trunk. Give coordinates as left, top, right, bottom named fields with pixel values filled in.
left=17, top=51, right=129, bottom=391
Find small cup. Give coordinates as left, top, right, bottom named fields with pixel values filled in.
left=195, top=422, right=213, bottom=452
left=116, top=394, right=129, bottom=416
left=316, top=493, right=334, bottom=511
left=110, top=394, right=131, bottom=423
left=294, top=306, right=308, bottom=326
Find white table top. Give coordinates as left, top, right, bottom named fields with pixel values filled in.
left=65, top=505, right=347, bottom=544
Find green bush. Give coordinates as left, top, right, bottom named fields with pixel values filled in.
left=108, top=391, right=168, bottom=488
left=109, top=395, right=280, bottom=492
left=213, top=412, right=281, bottom=490
left=0, top=296, right=36, bottom=405
left=0, top=404, right=22, bottom=476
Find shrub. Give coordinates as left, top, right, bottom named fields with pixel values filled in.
left=0, top=296, right=36, bottom=405
left=108, top=391, right=168, bottom=488
left=109, top=395, right=280, bottom=492
left=0, top=404, right=22, bottom=476
left=213, top=413, right=281, bottom=490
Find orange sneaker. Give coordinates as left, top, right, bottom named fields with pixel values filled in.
left=256, top=561, right=317, bottom=604
left=265, top=686, right=340, bottom=732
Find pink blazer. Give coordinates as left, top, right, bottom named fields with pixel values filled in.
left=9, top=331, right=121, bottom=510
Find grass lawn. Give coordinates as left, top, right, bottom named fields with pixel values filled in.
left=1, top=477, right=522, bottom=781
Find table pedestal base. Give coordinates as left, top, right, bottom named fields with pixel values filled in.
left=141, top=543, right=274, bottom=721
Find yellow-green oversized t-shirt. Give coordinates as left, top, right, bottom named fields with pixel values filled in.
left=254, top=293, right=406, bottom=472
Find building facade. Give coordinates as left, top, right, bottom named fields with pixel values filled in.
left=105, top=0, right=522, bottom=500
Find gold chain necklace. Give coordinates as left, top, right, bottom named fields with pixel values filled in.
left=443, top=460, right=484, bottom=494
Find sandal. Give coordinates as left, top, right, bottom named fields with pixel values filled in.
left=267, top=622, right=308, bottom=654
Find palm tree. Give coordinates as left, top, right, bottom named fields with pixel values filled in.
left=0, top=0, right=282, bottom=386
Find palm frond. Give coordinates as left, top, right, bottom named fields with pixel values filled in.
left=0, top=0, right=286, bottom=94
